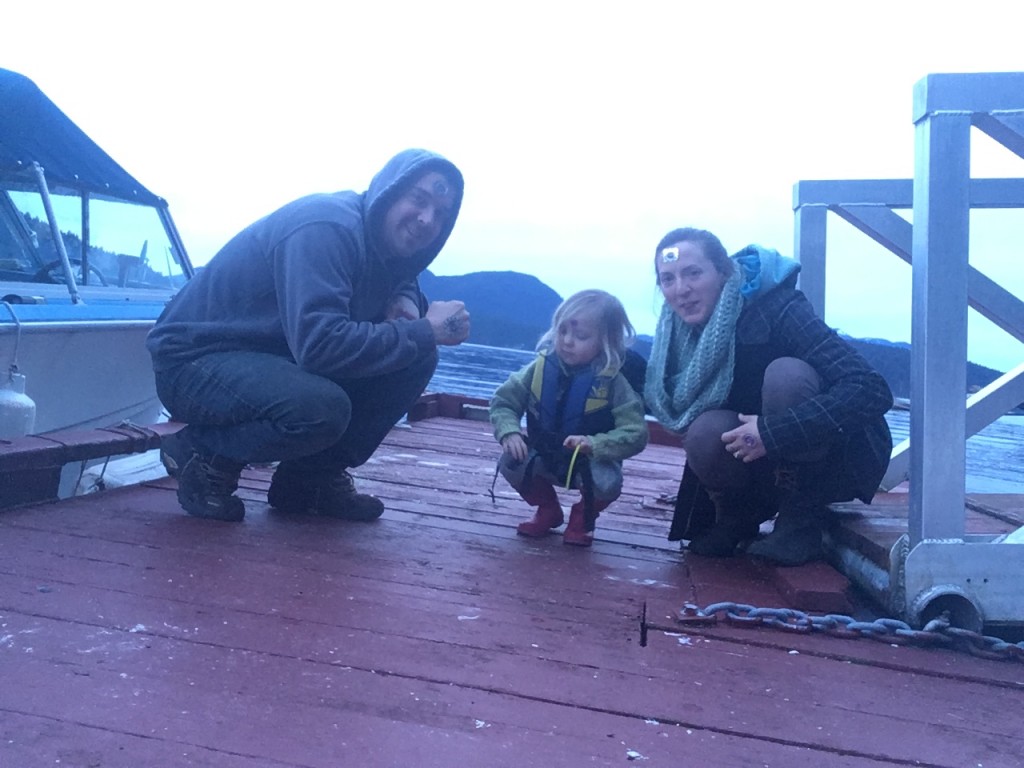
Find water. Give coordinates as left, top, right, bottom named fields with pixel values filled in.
left=431, top=343, right=535, bottom=400
left=885, top=410, right=1024, bottom=494
left=432, top=343, right=1024, bottom=494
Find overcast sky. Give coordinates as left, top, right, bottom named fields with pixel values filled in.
left=4, top=1, right=1024, bottom=370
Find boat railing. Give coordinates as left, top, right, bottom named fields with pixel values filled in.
left=29, top=161, right=81, bottom=303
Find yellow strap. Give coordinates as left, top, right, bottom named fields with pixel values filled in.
left=565, top=443, right=582, bottom=489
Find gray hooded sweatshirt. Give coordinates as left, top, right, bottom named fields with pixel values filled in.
left=147, top=149, right=464, bottom=382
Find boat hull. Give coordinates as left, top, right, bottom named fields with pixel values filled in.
left=0, top=319, right=162, bottom=434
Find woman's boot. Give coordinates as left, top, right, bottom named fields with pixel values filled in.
left=746, top=465, right=826, bottom=566
left=687, top=490, right=759, bottom=557
left=516, top=479, right=564, bottom=537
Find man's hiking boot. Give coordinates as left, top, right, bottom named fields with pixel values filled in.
left=268, top=466, right=384, bottom=521
left=160, top=430, right=246, bottom=522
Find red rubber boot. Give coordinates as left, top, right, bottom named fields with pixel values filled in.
left=562, top=501, right=594, bottom=547
left=516, top=480, right=564, bottom=537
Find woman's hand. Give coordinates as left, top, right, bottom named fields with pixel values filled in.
left=721, top=414, right=766, bottom=463
left=501, top=433, right=528, bottom=462
left=563, top=435, right=593, bottom=455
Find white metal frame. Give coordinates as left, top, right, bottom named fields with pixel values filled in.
left=793, top=72, right=1024, bottom=629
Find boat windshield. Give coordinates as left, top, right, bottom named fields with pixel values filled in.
left=1, top=188, right=189, bottom=292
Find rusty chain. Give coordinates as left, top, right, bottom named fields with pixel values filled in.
left=662, top=601, right=1024, bottom=662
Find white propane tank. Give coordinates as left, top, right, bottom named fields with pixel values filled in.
left=0, top=370, right=36, bottom=438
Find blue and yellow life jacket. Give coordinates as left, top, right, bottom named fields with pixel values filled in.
left=524, top=351, right=616, bottom=476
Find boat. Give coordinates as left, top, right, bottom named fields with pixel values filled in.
left=0, top=68, right=193, bottom=442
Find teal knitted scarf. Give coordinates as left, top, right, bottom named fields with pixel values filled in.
left=644, top=245, right=796, bottom=435
left=644, top=270, right=745, bottom=434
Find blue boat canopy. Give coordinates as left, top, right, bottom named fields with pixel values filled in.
left=0, top=68, right=161, bottom=206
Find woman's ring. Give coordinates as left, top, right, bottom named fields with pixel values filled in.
left=743, top=435, right=756, bottom=447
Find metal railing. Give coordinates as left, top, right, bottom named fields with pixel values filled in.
left=792, top=72, right=1024, bottom=628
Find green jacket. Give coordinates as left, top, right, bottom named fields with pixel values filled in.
left=489, top=354, right=648, bottom=463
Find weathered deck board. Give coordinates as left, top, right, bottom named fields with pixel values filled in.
left=2, top=415, right=1023, bottom=767
left=831, top=492, right=1021, bottom=570
left=4, top=515, right=1020, bottom=767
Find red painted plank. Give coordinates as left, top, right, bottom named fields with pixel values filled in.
left=1, top=712, right=284, bottom=768
left=2, top=613, right=888, bottom=768
left=3, top=497, right=1022, bottom=765
left=6, top=545, right=1021, bottom=768
left=3, top=413, right=1023, bottom=768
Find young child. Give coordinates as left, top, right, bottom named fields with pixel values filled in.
left=488, top=289, right=649, bottom=546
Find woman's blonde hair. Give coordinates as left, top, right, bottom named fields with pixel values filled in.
left=537, top=289, right=636, bottom=371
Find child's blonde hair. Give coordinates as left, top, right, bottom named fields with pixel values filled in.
left=537, top=289, right=636, bottom=372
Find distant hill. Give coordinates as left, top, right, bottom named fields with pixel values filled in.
left=841, top=337, right=1003, bottom=401
left=419, top=270, right=562, bottom=350
left=421, top=270, right=1004, bottom=399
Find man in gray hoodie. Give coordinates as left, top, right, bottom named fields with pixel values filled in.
left=147, top=149, right=470, bottom=522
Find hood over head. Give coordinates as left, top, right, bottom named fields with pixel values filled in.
left=732, top=244, right=800, bottom=300
left=364, top=148, right=464, bottom=274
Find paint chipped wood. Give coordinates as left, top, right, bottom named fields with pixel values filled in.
left=1, top=404, right=1022, bottom=766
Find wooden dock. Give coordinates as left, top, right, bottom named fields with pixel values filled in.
left=2, top=395, right=1023, bottom=766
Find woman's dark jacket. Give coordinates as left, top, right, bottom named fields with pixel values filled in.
left=669, top=275, right=894, bottom=541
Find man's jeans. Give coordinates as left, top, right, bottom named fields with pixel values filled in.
left=154, top=350, right=437, bottom=474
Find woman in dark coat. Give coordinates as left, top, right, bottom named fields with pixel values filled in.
left=644, top=228, right=893, bottom=566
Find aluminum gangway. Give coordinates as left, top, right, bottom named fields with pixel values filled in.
left=793, top=72, right=1024, bottom=631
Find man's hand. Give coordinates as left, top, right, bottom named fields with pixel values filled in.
left=721, top=414, right=766, bottom=463
left=501, top=433, right=528, bottom=462
left=386, top=295, right=420, bottom=321
left=426, top=300, right=470, bottom=346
